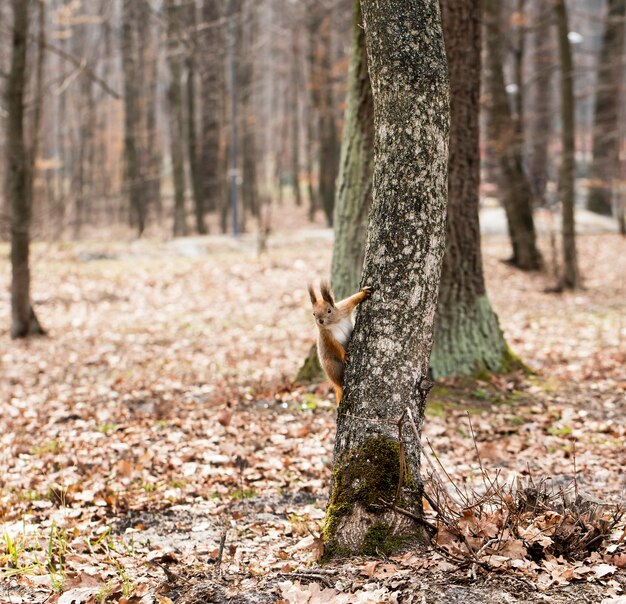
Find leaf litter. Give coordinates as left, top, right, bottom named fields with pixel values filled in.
left=0, top=233, right=624, bottom=603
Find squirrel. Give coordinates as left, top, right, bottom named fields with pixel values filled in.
left=307, top=281, right=372, bottom=403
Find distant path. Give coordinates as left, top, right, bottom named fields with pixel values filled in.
left=479, top=206, right=618, bottom=236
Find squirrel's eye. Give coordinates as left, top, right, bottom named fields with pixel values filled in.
left=327, top=308, right=331, bottom=313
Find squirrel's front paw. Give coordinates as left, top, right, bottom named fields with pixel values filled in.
left=361, top=285, right=372, bottom=298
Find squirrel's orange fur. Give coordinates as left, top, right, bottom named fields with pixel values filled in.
left=307, top=281, right=371, bottom=403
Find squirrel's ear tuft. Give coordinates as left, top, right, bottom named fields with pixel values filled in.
left=320, top=280, right=335, bottom=306
left=307, top=283, right=317, bottom=305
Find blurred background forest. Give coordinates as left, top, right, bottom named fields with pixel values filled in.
left=0, top=0, right=624, bottom=244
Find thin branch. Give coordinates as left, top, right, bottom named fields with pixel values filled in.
left=41, top=40, right=121, bottom=99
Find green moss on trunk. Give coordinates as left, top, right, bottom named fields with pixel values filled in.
left=323, top=435, right=419, bottom=559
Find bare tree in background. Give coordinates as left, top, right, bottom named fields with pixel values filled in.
left=290, top=14, right=303, bottom=209
left=166, top=0, right=188, bottom=237
left=121, top=0, right=148, bottom=236
left=528, top=2, right=554, bottom=205
left=307, top=0, right=339, bottom=226
left=239, top=0, right=259, bottom=228
left=485, top=0, right=542, bottom=270
left=185, top=2, right=206, bottom=235
left=200, top=0, right=224, bottom=218
left=587, top=0, right=626, bottom=217
left=554, top=0, right=580, bottom=289
left=7, top=0, right=45, bottom=338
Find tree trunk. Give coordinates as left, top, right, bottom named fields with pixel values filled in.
left=554, top=0, right=580, bottom=289
left=291, top=27, right=303, bottom=208
left=512, top=0, right=526, bottom=139
left=200, top=0, right=223, bottom=215
left=305, top=3, right=320, bottom=221
left=430, top=0, right=511, bottom=378
left=308, top=5, right=339, bottom=226
left=528, top=3, right=553, bottom=205
left=143, top=3, right=162, bottom=222
left=121, top=0, right=147, bottom=236
left=239, top=1, right=259, bottom=225
left=324, top=0, right=449, bottom=557
left=484, top=0, right=542, bottom=270
left=166, top=0, right=188, bottom=238
left=330, top=0, right=374, bottom=301
left=186, top=4, right=207, bottom=236
left=7, top=0, right=45, bottom=338
left=587, top=0, right=626, bottom=216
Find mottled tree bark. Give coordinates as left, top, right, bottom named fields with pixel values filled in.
left=330, top=0, right=374, bottom=302
left=554, top=0, right=580, bottom=289
left=166, top=0, right=188, bottom=237
left=587, top=0, right=626, bottom=216
left=485, top=0, right=542, bottom=270
left=430, top=0, right=510, bottom=378
left=324, top=0, right=449, bottom=557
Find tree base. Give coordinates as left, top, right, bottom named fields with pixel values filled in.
left=431, top=295, right=514, bottom=379
left=295, top=344, right=324, bottom=383
left=11, top=305, right=46, bottom=339
left=587, top=187, right=613, bottom=217
left=323, top=434, right=426, bottom=558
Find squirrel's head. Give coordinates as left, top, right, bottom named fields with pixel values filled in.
left=308, top=280, right=337, bottom=327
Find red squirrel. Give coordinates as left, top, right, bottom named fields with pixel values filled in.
left=307, top=281, right=372, bottom=403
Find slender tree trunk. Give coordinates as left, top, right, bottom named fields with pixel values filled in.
left=431, top=0, right=512, bottom=378
left=166, top=0, right=188, bottom=237
left=528, top=3, right=553, bottom=205
left=239, top=1, right=259, bottom=225
left=8, top=0, right=45, bottom=338
left=512, top=0, right=526, bottom=139
left=187, top=54, right=206, bottom=234
left=485, top=0, right=542, bottom=270
left=291, top=27, right=303, bottom=208
left=330, top=0, right=374, bottom=301
left=140, top=1, right=162, bottom=221
left=324, top=0, right=449, bottom=557
left=201, top=0, right=222, bottom=215
left=186, top=12, right=207, bottom=237
left=121, top=0, right=147, bottom=236
left=308, top=5, right=339, bottom=226
left=305, top=98, right=319, bottom=221
left=587, top=0, right=626, bottom=216
left=305, top=3, right=320, bottom=221
left=554, top=0, right=580, bottom=289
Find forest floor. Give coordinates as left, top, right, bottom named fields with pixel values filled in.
left=0, top=232, right=625, bottom=603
